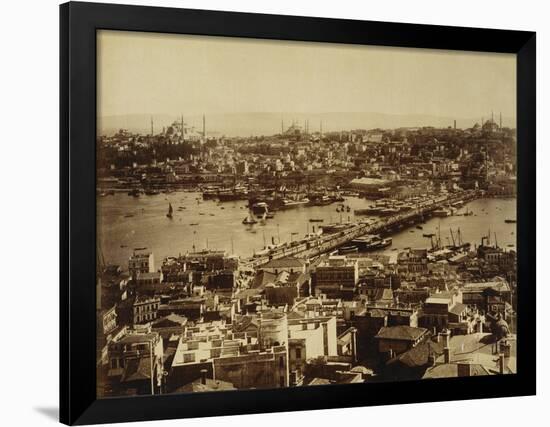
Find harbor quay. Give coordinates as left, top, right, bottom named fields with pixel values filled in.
left=243, top=190, right=481, bottom=268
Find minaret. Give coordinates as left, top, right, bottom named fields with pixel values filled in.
left=150, top=116, right=154, bottom=136
left=500, top=112, right=502, bottom=129
left=181, top=114, right=184, bottom=141
left=281, top=120, right=284, bottom=134
left=492, top=110, right=494, bottom=123
left=202, top=114, right=206, bottom=139
left=320, top=120, right=323, bottom=137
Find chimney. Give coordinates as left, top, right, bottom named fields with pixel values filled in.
left=498, top=353, right=505, bottom=374
left=428, top=350, right=436, bottom=367
left=457, top=362, right=472, bottom=377
left=350, top=327, right=358, bottom=363
left=500, top=340, right=511, bottom=357
left=289, top=370, right=297, bottom=386
left=443, top=347, right=451, bottom=364
left=440, top=329, right=450, bottom=348
left=200, top=369, right=207, bottom=385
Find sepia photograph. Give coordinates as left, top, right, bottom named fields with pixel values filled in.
left=95, top=30, right=517, bottom=397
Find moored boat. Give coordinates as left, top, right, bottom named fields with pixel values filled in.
left=339, top=245, right=358, bottom=254
left=242, top=213, right=257, bottom=225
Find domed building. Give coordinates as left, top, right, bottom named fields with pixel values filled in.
left=481, top=112, right=503, bottom=134
left=482, top=118, right=500, bottom=133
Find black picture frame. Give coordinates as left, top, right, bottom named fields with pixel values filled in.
left=60, top=1, right=536, bottom=425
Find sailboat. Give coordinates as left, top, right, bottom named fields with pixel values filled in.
left=242, top=212, right=257, bottom=225
left=166, top=203, right=173, bottom=219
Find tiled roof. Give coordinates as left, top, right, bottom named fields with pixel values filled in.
left=422, top=363, right=490, bottom=379
left=375, top=326, right=428, bottom=341
left=251, top=270, right=277, bottom=289
left=117, top=332, right=158, bottom=345
left=387, top=341, right=444, bottom=368
left=262, top=257, right=306, bottom=269
left=121, top=357, right=152, bottom=383
left=448, top=303, right=468, bottom=316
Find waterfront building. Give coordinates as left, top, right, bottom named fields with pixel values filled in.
left=260, top=257, right=307, bottom=275
left=313, top=256, right=359, bottom=300
left=128, top=250, right=155, bottom=278
left=183, top=250, right=238, bottom=272
left=135, top=271, right=163, bottom=287
left=349, top=177, right=395, bottom=198
left=397, top=248, right=429, bottom=274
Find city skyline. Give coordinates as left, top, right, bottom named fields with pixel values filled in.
left=99, top=111, right=515, bottom=138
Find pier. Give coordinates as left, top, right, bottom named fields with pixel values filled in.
left=243, top=190, right=480, bottom=268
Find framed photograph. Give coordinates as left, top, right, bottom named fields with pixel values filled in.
left=60, top=1, right=536, bottom=425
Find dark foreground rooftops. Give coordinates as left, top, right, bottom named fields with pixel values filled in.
left=375, top=325, right=428, bottom=342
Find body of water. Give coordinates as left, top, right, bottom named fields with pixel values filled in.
left=98, top=193, right=516, bottom=267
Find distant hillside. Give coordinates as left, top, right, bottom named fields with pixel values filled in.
left=98, top=112, right=515, bottom=137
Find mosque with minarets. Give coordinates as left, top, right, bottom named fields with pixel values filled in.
left=471, top=111, right=505, bottom=134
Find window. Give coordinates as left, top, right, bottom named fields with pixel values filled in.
left=279, top=356, right=284, bottom=368
left=295, top=348, right=302, bottom=359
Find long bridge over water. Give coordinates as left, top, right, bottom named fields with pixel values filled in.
left=243, top=190, right=481, bottom=268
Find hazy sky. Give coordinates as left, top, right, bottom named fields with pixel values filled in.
left=97, top=30, right=516, bottom=121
